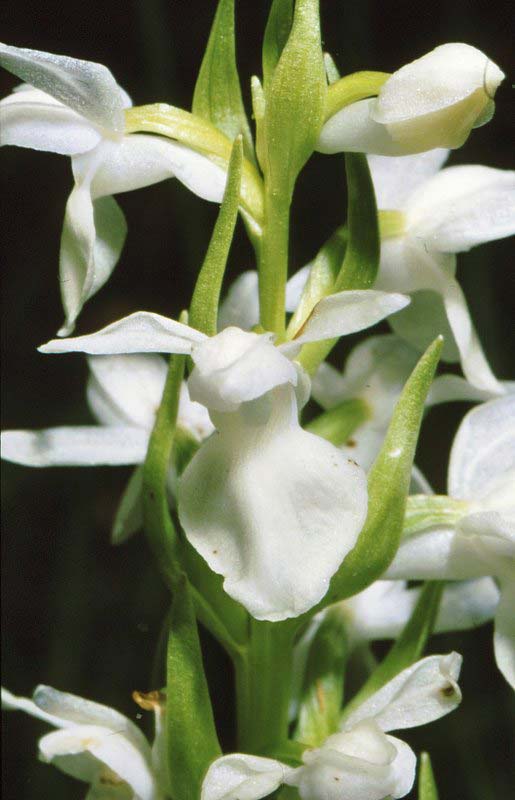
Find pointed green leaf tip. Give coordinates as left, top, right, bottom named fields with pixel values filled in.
left=341, top=582, right=443, bottom=720
left=419, top=752, right=440, bottom=800
left=167, top=577, right=221, bottom=800
left=189, top=136, right=243, bottom=336
left=325, top=337, right=443, bottom=605
left=263, top=0, right=326, bottom=196
left=192, top=0, right=255, bottom=165
left=262, top=0, right=294, bottom=87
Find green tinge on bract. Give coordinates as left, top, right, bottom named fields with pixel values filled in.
left=322, top=337, right=443, bottom=607
left=297, top=153, right=379, bottom=374
left=419, top=752, right=440, bottom=800
left=125, top=104, right=264, bottom=229
left=305, top=397, right=370, bottom=448
left=340, top=582, right=443, bottom=723
left=167, top=577, right=221, bottom=800
left=262, top=0, right=294, bottom=89
left=294, top=608, right=348, bottom=747
left=324, top=70, right=390, bottom=120
left=192, top=0, right=256, bottom=167
left=189, top=137, right=243, bottom=337
left=262, top=0, right=326, bottom=196
left=404, top=495, right=470, bottom=536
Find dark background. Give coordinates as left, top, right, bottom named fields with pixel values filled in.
left=1, top=1, right=514, bottom=797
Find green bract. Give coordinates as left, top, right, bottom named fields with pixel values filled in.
left=192, top=0, right=255, bottom=166
left=166, top=577, right=221, bottom=800
left=322, top=337, right=443, bottom=605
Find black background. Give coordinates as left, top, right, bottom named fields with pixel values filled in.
left=1, top=1, right=514, bottom=797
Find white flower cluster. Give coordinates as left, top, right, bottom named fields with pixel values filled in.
left=1, top=27, right=514, bottom=800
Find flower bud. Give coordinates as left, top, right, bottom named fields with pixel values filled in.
left=318, top=43, right=505, bottom=156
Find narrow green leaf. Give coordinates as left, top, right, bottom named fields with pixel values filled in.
left=189, top=137, right=243, bottom=336
left=341, top=582, right=443, bottom=721
left=167, top=577, right=221, bottom=800
left=305, top=398, right=370, bottom=447
left=192, top=0, right=255, bottom=164
left=262, top=0, right=294, bottom=88
left=334, top=154, right=379, bottom=291
left=295, top=608, right=348, bottom=746
left=143, top=354, right=185, bottom=589
left=324, top=337, right=443, bottom=605
left=419, top=752, right=440, bottom=800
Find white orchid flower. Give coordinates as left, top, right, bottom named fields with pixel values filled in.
left=36, top=288, right=409, bottom=620
left=202, top=653, right=462, bottom=800
left=2, top=685, right=167, bottom=799
left=366, top=149, right=515, bottom=394
left=318, top=43, right=504, bottom=155
left=387, top=394, right=515, bottom=688
left=0, top=43, right=228, bottom=336
left=1, top=354, right=213, bottom=543
left=310, top=333, right=509, bottom=471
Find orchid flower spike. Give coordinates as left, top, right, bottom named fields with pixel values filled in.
left=37, top=286, right=409, bottom=620
left=202, top=653, right=462, bottom=800
left=319, top=43, right=505, bottom=155
left=387, top=394, right=515, bottom=688
left=365, top=149, right=515, bottom=394
left=1, top=685, right=167, bottom=799
left=1, top=354, right=213, bottom=543
left=0, top=43, right=228, bottom=335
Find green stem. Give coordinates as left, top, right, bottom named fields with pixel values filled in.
left=259, top=182, right=290, bottom=337
left=236, top=620, right=296, bottom=752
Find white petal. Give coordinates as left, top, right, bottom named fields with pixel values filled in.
left=0, top=87, right=102, bottom=154
left=39, top=725, right=156, bottom=800
left=179, top=386, right=368, bottom=621
left=310, top=361, right=349, bottom=410
left=343, top=653, right=462, bottom=732
left=293, top=290, right=410, bottom=344
left=58, top=182, right=127, bottom=336
left=493, top=580, right=515, bottom=689
left=287, top=721, right=415, bottom=800
left=317, top=97, right=410, bottom=156
left=111, top=465, right=144, bottom=545
left=436, top=577, right=500, bottom=632
left=218, top=271, right=260, bottom=331
left=285, top=264, right=312, bottom=312
left=368, top=149, right=449, bottom=210
left=88, top=133, right=227, bottom=202
left=371, top=44, right=504, bottom=151
left=378, top=241, right=503, bottom=394
left=0, top=43, right=128, bottom=132
left=39, top=311, right=206, bottom=356
left=385, top=736, right=417, bottom=799
left=449, top=394, right=515, bottom=500
left=0, top=426, right=148, bottom=466
left=345, top=578, right=499, bottom=643
left=427, top=374, right=500, bottom=406
left=201, top=754, right=289, bottom=800
left=385, top=527, right=485, bottom=581
left=33, top=685, right=151, bottom=756
left=188, top=327, right=298, bottom=413
left=1, top=687, right=67, bottom=728
left=177, top=382, right=215, bottom=442
left=86, top=354, right=167, bottom=428
left=406, top=165, right=515, bottom=252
